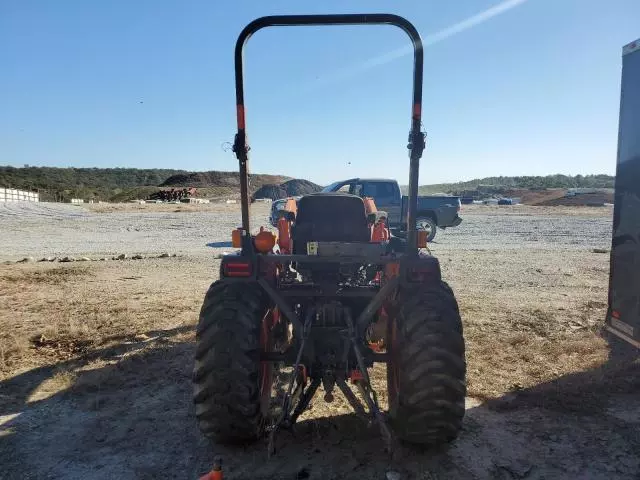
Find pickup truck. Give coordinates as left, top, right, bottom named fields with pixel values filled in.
left=321, top=178, right=462, bottom=241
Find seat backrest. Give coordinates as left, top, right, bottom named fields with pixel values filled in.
left=292, top=193, right=370, bottom=253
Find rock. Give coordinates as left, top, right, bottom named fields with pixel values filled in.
left=78, top=257, right=91, bottom=262
left=158, top=253, right=170, bottom=258
left=132, top=254, right=144, bottom=260
left=48, top=257, right=57, bottom=262
left=170, top=253, right=177, bottom=257
left=60, top=256, right=75, bottom=263
left=116, top=253, right=128, bottom=260
left=100, top=257, right=108, bottom=261
left=386, top=471, right=402, bottom=480
left=17, top=257, right=35, bottom=263
left=592, top=248, right=608, bottom=254
left=38, top=258, right=48, bottom=262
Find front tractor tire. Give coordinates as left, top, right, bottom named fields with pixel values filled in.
left=387, top=281, right=466, bottom=445
left=193, top=281, right=270, bottom=444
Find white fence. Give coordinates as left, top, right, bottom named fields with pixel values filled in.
left=0, top=188, right=39, bottom=202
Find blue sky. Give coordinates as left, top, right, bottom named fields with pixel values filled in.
left=1, top=0, right=639, bottom=185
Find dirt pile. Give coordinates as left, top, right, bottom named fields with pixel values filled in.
left=161, top=171, right=288, bottom=188
left=252, top=184, right=287, bottom=200
left=281, top=179, right=322, bottom=196
left=536, top=192, right=614, bottom=206
left=253, top=179, right=322, bottom=200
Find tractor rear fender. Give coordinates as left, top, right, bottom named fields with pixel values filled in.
left=385, top=255, right=441, bottom=285
left=402, top=254, right=442, bottom=284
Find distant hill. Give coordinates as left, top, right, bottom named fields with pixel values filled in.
left=0, top=166, right=290, bottom=202
left=1, top=167, right=615, bottom=204
left=414, top=174, right=614, bottom=195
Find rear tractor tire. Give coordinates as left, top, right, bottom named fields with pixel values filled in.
left=387, top=281, right=466, bottom=445
left=193, top=281, right=271, bottom=444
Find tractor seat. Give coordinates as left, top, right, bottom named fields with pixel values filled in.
left=292, top=193, right=370, bottom=254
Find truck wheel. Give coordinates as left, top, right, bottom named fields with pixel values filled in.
left=416, top=216, right=437, bottom=242
left=387, top=281, right=466, bottom=445
left=193, top=281, right=272, bottom=444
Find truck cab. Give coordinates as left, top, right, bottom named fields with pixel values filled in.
left=322, top=178, right=462, bottom=241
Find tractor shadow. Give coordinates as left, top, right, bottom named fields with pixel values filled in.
left=0, top=325, right=213, bottom=479
left=1, top=326, right=638, bottom=479
left=0, top=323, right=462, bottom=479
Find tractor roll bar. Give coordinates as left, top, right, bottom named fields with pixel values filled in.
left=232, top=14, right=425, bottom=252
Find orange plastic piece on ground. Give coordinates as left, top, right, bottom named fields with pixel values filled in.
left=200, top=457, right=223, bottom=480
left=199, top=472, right=222, bottom=480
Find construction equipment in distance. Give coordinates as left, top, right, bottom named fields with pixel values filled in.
left=192, top=14, right=466, bottom=452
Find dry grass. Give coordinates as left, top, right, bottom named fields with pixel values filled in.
left=0, top=265, right=91, bottom=286
left=462, top=295, right=610, bottom=400
left=0, top=227, right=617, bottom=417
left=0, top=261, right=201, bottom=383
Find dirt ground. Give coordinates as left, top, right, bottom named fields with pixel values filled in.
left=0, top=202, right=638, bottom=479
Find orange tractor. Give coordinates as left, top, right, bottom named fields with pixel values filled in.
left=192, top=14, right=466, bottom=453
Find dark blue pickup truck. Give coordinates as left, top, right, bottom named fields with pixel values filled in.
left=322, top=178, right=462, bottom=241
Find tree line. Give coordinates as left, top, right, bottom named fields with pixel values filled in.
left=417, top=174, right=614, bottom=195
left=1, top=166, right=614, bottom=201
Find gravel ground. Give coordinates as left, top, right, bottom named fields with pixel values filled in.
left=0, top=202, right=613, bottom=261
left=1, top=201, right=638, bottom=480
left=0, top=201, right=255, bottom=261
